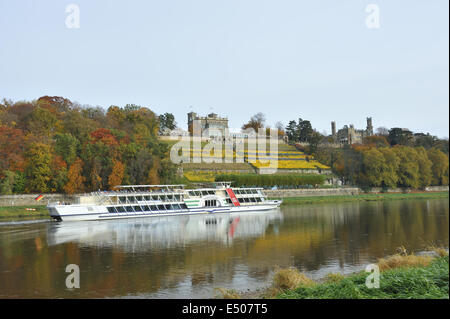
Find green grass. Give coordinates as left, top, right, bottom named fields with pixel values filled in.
left=0, top=206, right=49, bottom=220
left=274, top=192, right=449, bottom=206
left=277, top=255, right=449, bottom=299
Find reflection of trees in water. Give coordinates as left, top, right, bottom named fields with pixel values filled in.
left=0, top=199, right=448, bottom=298
left=273, top=199, right=449, bottom=272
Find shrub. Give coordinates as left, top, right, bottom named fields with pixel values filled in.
left=215, top=173, right=326, bottom=187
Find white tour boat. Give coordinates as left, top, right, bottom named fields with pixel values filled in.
left=47, top=182, right=282, bottom=221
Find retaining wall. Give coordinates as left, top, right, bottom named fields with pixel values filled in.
left=0, top=186, right=448, bottom=206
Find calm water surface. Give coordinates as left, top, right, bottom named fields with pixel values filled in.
left=0, top=198, right=448, bottom=298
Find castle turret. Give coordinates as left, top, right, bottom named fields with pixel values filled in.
left=331, top=121, right=336, bottom=137
left=366, top=117, right=373, bottom=135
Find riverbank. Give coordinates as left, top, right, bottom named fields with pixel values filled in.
left=216, top=249, right=449, bottom=299
left=0, top=191, right=448, bottom=220
left=273, top=191, right=449, bottom=205
left=0, top=206, right=49, bottom=220
left=276, top=255, right=449, bottom=299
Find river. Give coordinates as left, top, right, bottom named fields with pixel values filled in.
left=0, top=198, right=448, bottom=298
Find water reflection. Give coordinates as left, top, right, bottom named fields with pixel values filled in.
left=0, top=198, right=447, bottom=298
left=47, top=210, right=283, bottom=251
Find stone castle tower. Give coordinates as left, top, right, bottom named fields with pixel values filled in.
left=331, top=117, right=374, bottom=145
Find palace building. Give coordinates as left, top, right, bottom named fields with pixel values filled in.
left=331, top=117, right=374, bottom=145
left=187, top=112, right=229, bottom=137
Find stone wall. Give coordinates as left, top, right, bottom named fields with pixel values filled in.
left=263, top=186, right=449, bottom=198
left=263, top=187, right=360, bottom=198
left=0, top=194, right=75, bottom=207
left=366, top=186, right=449, bottom=194
left=0, top=186, right=447, bottom=206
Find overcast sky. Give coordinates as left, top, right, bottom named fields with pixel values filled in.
left=0, top=0, right=448, bottom=137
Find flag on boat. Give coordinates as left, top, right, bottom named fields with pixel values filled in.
left=35, top=195, right=44, bottom=202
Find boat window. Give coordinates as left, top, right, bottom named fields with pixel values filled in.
left=167, top=194, right=173, bottom=200
left=174, top=195, right=180, bottom=201
left=194, top=191, right=201, bottom=196
left=237, top=198, right=243, bottom=203
left=255, top=197, right=261, bottom=202
left=250, top=197, right=256, bottom=202
left=157, top=205, right=166, bottom=210
left=107, top=207, right=116, bottom=213
left=226, top=198, right=232, bottom=204
left=125, top=206, right=134, bottom=212
left=142, top=205, right=150, bottom=211
left=127, top=197, right=136, bottom=203
left=133, top=206, right=142, bottom=212
left=151, top=195, right=159, bottom=201
left=244, top=198, right=250, bottom=203
left=150, top=205, right=158, bottom=211
left=252, top=190, right=258, bottom=194
left=180, top=203, right=188, bottom=209
left=173, top=204, right=181, bottom=210
left=136, top=196, right=143, bottom=201
left=144, top=196, right=150, bottom=201
left=189, top=191, right=195, bottom=196
left=116, top=206, right=126, bottom=213
left=164, top=204, right=172, bottom=210
left=119, top=197, right=126, bottom=204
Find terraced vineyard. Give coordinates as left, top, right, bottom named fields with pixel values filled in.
left=160, top=139, right=330, bottom=182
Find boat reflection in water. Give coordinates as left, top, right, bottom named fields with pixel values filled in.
left=46, top=209, right=283, bottom=251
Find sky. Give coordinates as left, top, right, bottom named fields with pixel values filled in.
left=0, top=0, right=448, bottom=137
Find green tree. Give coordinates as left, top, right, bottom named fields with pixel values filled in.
left=360, top=148, right=385, bottom=187
left=25, top=143, right=53, bottom=193
left=427, top=148, right=449, bottom=185
left=0, top=171, right=16, bottom=194
left=159, top=113, right=177, bottom=134
left=297, top=119, right=313, bottom=143
left=392, top=146, right=420, bottom=188
left=55, top=133, right=80, bottom=165
left=285, top=120, right=298, bottom=142
left=378, top=147, right=400, bottom=188
left=415, top=147, right=433, bottom=188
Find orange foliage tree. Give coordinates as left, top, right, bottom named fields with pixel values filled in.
left=64, top=158, right=86, bottom=194
left=108, top=159, right=125, bottom=189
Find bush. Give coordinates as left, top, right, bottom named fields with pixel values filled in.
left=215, top=173, right=326, bottom=187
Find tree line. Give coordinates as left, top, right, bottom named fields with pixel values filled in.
left=0, top=96, right=178, bottom=195
left=314, top=144, right=448, bottom=189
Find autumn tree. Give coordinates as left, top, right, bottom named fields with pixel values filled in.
left=360, top=148, right=385, bottom=187
left=25, top=143, right=53, bottom=193
left=242, top=113, right=266, bottom=133
left=427, top=148, right=449, bottom=185
left=378, top=147, right=400, bottom=188
left=108, top=159, right=125, bottom=189
left=64, top=158, right=86, bottom=194
left=415, top=147, right=433, bottom=188
left=392, top=146, right=420, bottom=188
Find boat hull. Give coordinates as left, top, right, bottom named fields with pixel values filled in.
left=48, top=201, right=282, bottom=222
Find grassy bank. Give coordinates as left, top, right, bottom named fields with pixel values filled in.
left=0, top=206, right=49, bottom=220
left=216, top=249, right=449, bottom=299
left=276, top=255, right=449, bottom=299
left=273, top=191, right=449, bottom=205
